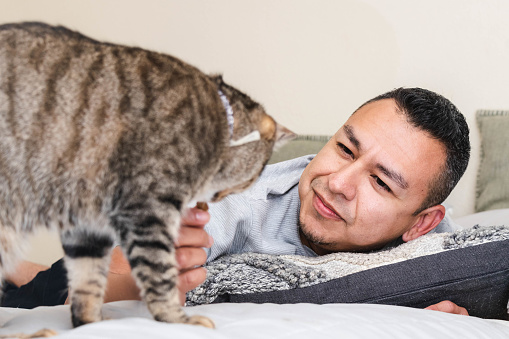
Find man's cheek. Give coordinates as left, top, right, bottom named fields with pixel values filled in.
left=358, top=201, right=394, bottom=234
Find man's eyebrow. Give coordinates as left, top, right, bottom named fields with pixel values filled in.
left=376, top=164, right=409, bottom=190
left=343, top=124, right=408, bottom=190
left=343, top=125, right=361, bottom=150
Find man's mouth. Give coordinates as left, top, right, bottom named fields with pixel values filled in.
left=312, top=191, right=344, bottom=221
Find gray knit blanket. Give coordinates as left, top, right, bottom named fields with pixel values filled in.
left=186, top=225, right=509, bottom=305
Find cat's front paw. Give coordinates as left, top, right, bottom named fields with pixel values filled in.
left=154, top=312, right=215, bottom=328
left=186, top=315, right=215, bottom=329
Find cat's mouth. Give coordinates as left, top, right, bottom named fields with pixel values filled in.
left=211, top=178, right=256, bottom=202
left=211, top=190, right=228, bottom=202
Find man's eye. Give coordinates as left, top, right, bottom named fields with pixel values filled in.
left=337, top=143, right=353, bottom=157
left=372, top=175, right=391, bottom=192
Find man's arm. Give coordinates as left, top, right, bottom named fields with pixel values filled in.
left=4, top=261, right=50, bottom=287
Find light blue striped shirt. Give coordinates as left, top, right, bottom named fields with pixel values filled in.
left=205, top=155, right=316, bottom=262
left=204, top=155, right=460, bottom=262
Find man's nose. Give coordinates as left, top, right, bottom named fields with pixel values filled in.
left=328, top=164, right=358, bottom=201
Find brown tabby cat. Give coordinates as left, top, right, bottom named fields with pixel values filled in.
left=0, top=22, right=293, bottom=329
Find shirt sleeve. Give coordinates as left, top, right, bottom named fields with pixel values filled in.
left=204, top=193, right=254, bottom=262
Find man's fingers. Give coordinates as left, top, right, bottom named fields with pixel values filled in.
left=176, top=247, right=207, bottom=270
left=175, top=207, right=211, bottom=306
left=181, top=207, right=210, bottom=227
left=177, top=224, right=213, bottom=248
left=178, top=267, right=207, bottom=305
left=425, top=300, right=469, bottom=316
left=178, top=267, right=207, bottom=291
left=177, top=207, right=213, bottom=248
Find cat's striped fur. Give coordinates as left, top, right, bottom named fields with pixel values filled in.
left=0, top=22, right=292, bottom=328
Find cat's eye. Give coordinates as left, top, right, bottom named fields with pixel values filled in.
left=337, top=142, right=354, bottom=158
left=372, top=175, right=391, bottom=193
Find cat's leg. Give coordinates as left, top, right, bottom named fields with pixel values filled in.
left=60, top=228, right=114, bottom=327
left=111, top=201, right=214, bottom=328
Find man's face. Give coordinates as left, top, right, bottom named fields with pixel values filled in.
left=298, top=99, right=446, bottom=254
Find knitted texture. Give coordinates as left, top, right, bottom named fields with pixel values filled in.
left=187, top=225, right=509, bottom=305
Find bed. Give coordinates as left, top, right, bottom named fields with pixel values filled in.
left=0, top=110, right=508, bottom=338
left=1, top=297, right=509, bottom=338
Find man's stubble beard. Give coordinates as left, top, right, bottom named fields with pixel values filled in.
left=298, top=216, right=333, bottom=247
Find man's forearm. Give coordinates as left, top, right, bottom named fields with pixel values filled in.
left=5, top=261, right=50, bottom=287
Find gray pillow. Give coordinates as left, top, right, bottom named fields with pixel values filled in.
left=476, top=110, right=509, bottom=212
left=215, top=239, right=509, bottom=320
left=268, top=135, right=331, bottom=164
left=189, top=225, right=509, bottom=320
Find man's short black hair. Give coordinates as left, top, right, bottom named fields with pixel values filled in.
left=362, top=88, right=470, bottom=214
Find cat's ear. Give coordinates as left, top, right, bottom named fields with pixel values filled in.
left=210, top=74, right=224, bottom=87
left=259, top=115, right=296, bottom=149
left=273, top=122, right=296, bottom=150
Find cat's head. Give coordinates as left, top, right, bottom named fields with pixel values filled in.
left=208, top=75, right=295, bottom=201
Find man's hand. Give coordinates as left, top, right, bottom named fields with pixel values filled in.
left=176, top=207, right=212, bottom=305
left=101, top=207, right=212, bottom=305
left=425, top=300, right=469, bottom=316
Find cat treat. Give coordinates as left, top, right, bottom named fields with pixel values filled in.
left=196, top=202, right=209, bottom=212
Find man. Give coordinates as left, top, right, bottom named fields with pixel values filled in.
left=298, top=90, right=467, bottom=253
left=4, top=87, right=471, bottom=315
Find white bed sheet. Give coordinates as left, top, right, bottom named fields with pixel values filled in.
left=1, top=301, right=509, bottom=339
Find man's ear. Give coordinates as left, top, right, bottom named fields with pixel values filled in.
left=402, top=205, right=446, bottom=242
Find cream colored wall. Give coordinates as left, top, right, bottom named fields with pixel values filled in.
left=0, top=0, right=507, bottom=265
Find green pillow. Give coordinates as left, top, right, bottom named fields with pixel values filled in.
left=475, top=110, right=509, bottom=212
left=268, top=135, right=331, bottom=164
